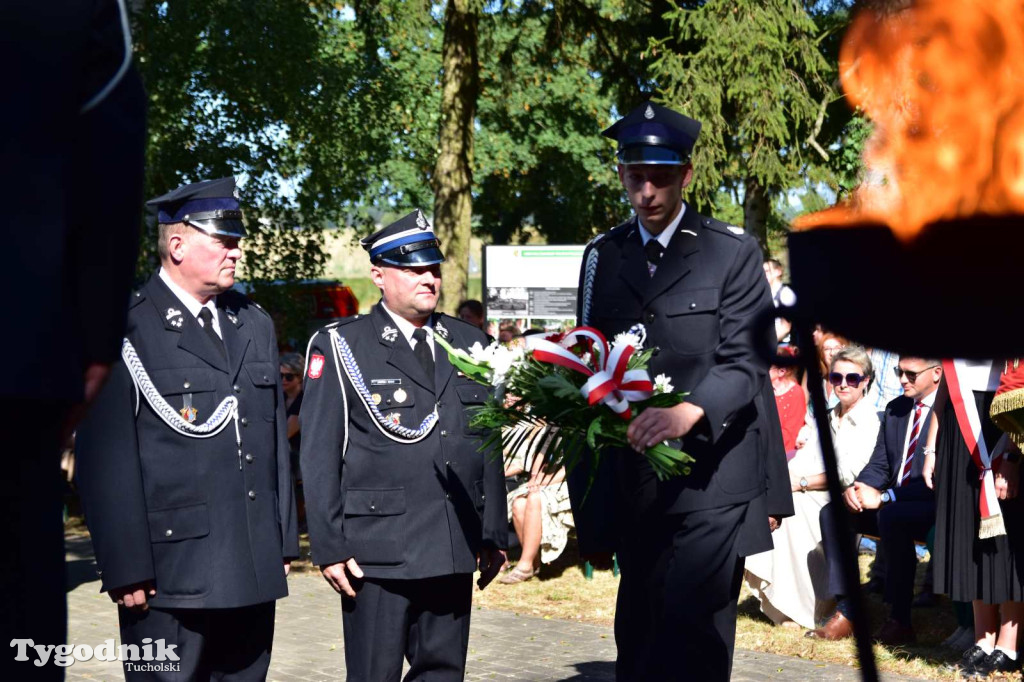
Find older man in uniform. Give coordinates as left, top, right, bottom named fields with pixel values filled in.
left=300, top=209, right=507, bottom=681
left=570, top=102, right=784, bottom=681
left=75, top=177, right=298, bottom=680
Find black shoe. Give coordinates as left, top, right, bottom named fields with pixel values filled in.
left=959, top=645, right=989, bottom=677
left=972, top=650, right=1021, bottom=677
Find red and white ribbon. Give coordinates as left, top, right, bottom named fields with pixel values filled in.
left=944, top=359, right=1005, bottom=539
left=525, top=326, right=654, bottom=420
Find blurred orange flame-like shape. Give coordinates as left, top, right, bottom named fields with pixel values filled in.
left=794, top=0, right=1024, bottom=239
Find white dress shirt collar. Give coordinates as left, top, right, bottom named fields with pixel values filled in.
left=637, top=202, right=687, bottom=250
left=381, top=301, right=434, bottom=357
left=158, top=268, right=222, bottom=338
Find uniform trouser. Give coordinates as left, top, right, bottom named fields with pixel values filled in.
left=0, top=402, right=69, bottom=681
left=821, top=500, right=934, bottom=624
left=118, top=602, right=275, bottom=681
left=614, top=502, right=748, bottom=682
left=341, top=574, right=472, bottom=682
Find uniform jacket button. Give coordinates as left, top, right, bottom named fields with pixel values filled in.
left=652, top=346, right=661, bottom=356
left=445, top=460, right=452, bottom=467
left=690, top=302, right=697, bottom=309
left=245, top=453, right=254, bottom=463
left=440, top=429, right=448, bottom=437
left=183, top=381, right=191, bottom=389
left=445, top=493, right=451, bottom=500
left=164, top=529, right=173, bottom=537
left=645, top=312, right=655, bottom=324
left=263, top=375, right=269, bottom=382
left=233, top=384, right=241, bottom=393
left=369, top=503, right=376, bottom=511
left=241, top=417, right=248, bottom=426
left=248, top=490, right=256, bottom=500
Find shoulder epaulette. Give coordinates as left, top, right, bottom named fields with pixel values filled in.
left=701, top=216, right=747, bottom=240
left=321, top=314, right=362, bottom=333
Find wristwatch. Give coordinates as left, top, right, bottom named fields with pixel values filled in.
left=799, top=477, right=808, bottom=492
left=880, top=490, right=892, bottom=504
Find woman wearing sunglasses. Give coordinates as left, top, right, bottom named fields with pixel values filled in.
left=747, top=347, right=881, bottom=630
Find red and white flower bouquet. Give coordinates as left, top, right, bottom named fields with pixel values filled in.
left=433, top=325, right=693, bottom=480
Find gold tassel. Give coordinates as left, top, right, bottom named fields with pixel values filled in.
left=980, top=514, right=1007, bottom=540
left=991, top=387, right=1024, bottom=450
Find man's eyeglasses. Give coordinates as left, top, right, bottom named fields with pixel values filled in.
left=893, top=366, right=938, bottom=383
left=828, top=372, right=867, bottom=388
left=281, top=372, right=297, bottom=381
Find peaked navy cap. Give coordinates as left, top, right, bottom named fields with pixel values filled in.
left=602, top=102, right=701, bottom=165
left=360, top=209, right=445, bottom=266
left=146, top=176, right=246, bottom=238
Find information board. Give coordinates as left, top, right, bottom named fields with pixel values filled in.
left=483, top=245, right=585, bottom=326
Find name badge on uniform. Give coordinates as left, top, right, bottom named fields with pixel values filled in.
left=180, top=394, right=197, bottom=423
left=370, top=378, right=402, bottom=386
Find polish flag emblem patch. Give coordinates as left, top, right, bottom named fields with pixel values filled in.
left=308, top=354, right=325, bottom=379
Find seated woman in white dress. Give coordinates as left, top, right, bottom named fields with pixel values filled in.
left=499, top=423, right=574, bottom=584
left=745, top=346, right=881, bottom=628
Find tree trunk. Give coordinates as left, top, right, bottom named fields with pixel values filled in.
left=743, top=177, right=770, bottom=252
left=432, top=0, right=479, bottom=314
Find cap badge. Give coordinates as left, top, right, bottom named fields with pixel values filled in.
left=435, top=320, right=449, bottom=340
left=308, top=354, right=325, bottom=379
left=644, top=104, right=655, bottom=120
left=416, top=211, right=428, bottom=229
left=394, top=388, right=408, bottom=404
left=381, top=326, right=399, bottom=343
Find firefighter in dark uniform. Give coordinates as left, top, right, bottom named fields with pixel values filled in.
left=568, top=102, right=789, bottom=681
left=75, top=177, right=299, bottom=680
left=300, top=209, right=507, bottom=682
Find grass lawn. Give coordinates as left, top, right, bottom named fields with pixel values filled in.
left=64, top=519, right=981, bottom=680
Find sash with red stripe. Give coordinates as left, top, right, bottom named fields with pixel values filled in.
left=943, top=359, right=1005, bottom=539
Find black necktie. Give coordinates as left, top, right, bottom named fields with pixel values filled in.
left=198, top=308, right=227, bottom=360
left=412, top=327, right=435, bottom=380
left=644, top=240, right=665, bottom=276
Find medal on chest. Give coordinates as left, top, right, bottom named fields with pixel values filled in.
left=180, top=394, right=198, bottom=423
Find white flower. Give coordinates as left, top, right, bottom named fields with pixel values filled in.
left=613, top=331, right=641, bottom=349
left=487, top=345, right=522, bottom=386
left=653, top=373, right=674, bottom=394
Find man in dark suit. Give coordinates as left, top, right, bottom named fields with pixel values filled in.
left=300, top=209, right=507, bottom=681
left=75, top=178, right=299, bottom=679
left=570, top=102, right=784, bottom=681
left=1, top=1, right=146, bottom=678
left=811, top=357, right=942, bottom=644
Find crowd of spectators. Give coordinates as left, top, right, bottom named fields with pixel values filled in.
left=745, top=257, right=1024, bottom=679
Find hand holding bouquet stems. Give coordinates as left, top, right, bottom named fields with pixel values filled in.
left=433, top=325, right=694, bottom=481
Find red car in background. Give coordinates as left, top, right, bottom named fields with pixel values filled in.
left=237, top=279, right=359, bottom=350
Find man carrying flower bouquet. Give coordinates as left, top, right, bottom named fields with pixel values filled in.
left=570, top=102, right=784, bottom=681
left=299, top=209, right=508, bottom=681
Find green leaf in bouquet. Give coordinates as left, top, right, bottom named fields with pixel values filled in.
left=636, top=391, right=690, bottom=410
left=432, top=334, right=493, bottom=385
left=585, top=416, right=604, bottom=450
left=537, top=373, right=586, bottom=402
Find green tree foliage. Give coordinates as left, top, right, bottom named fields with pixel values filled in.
left=132, top=0, right=410, bottom=338
left=649, top=0, right=854, bottom=247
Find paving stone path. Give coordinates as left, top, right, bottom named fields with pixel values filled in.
left=61, top=534, right=916, bottom=681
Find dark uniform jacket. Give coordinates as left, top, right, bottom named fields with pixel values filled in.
left=76, top=273, right=299, bottom=609
left=300, top=303, right=507, bottom=580
left=3, top=0, right=146, bottom=402
left=571, top=206, right=790, bottom=552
